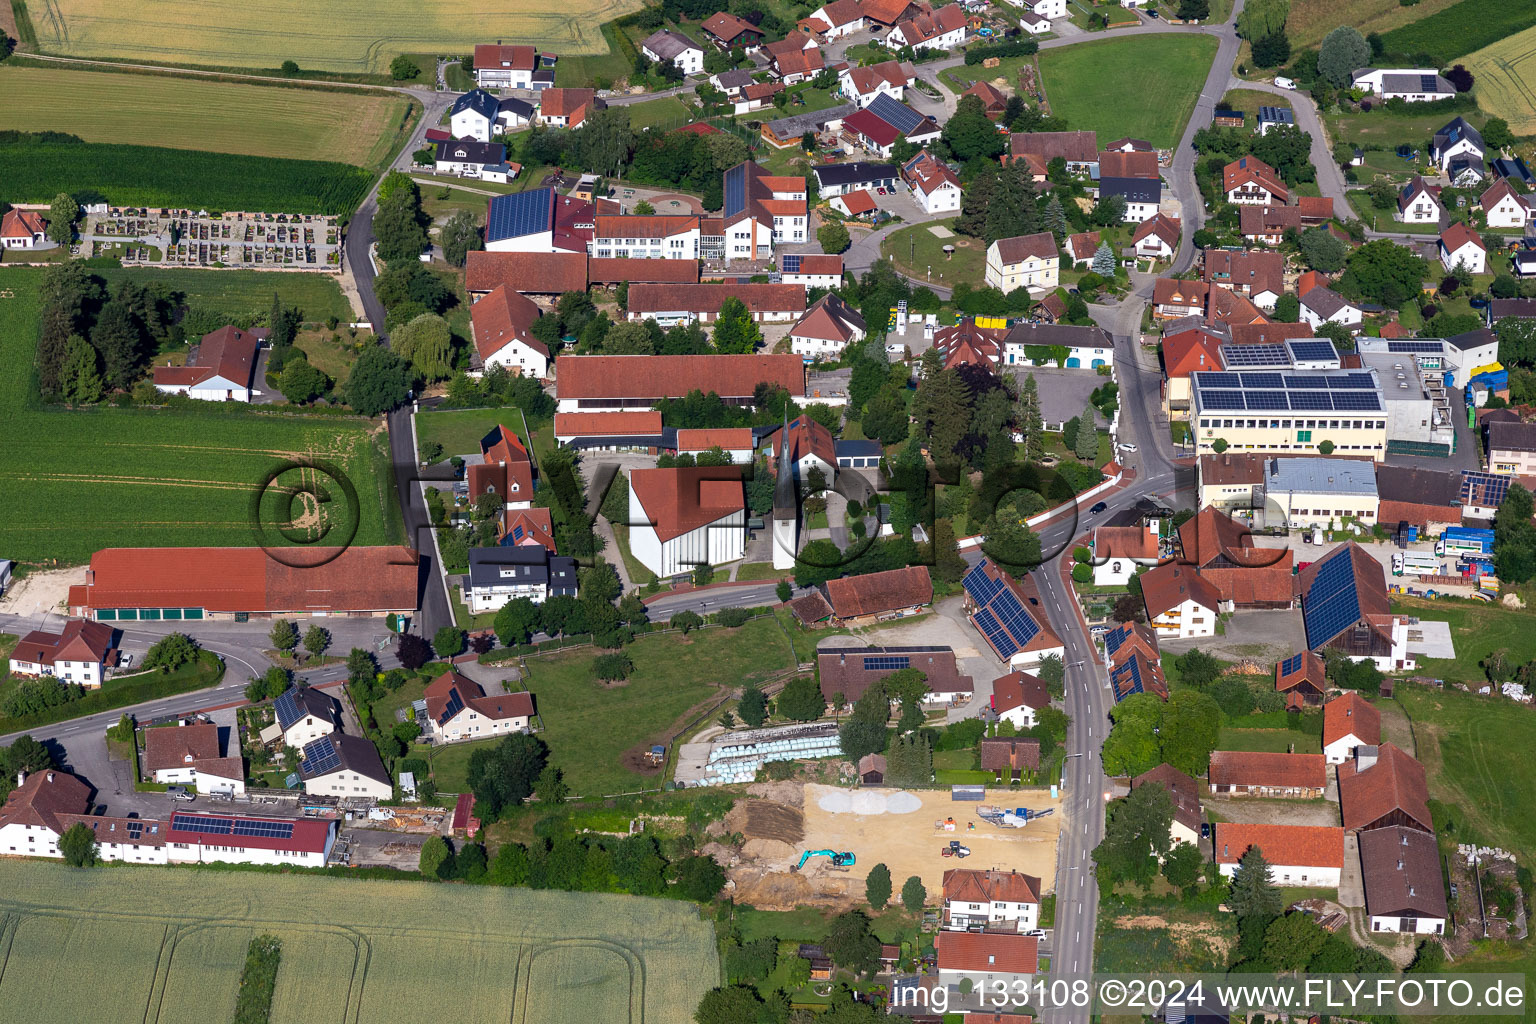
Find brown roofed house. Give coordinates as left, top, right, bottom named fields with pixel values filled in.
left=152, top=325, right=267, bottom=401
left=464, top=250, right=588, bottom=297
left=1207, top=750, right=1327, bottom=797
left=1274, top=649, right=1328, bottom=708
left=935, top=931, right=1039, bottom=977
left=1132, top=764, right=1203, bottom=843
left=817, top=646, right=973, bottom=704
left=1337, top=742, right=1432, bottom=833
left=980, top=736, right=1041, bottom=781
left=962, top=80, right=1009, bottom=119
left=1359, top=825, right=1447, bottom=934
left=820, top=565, right=933, bottom=623
left=1323, top=691, right=1381, bottom=764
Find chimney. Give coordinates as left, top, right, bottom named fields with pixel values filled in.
left=15, top=770, right=24, bottom=788
left=1409, top=886, right=1416, bottom=897
left=46, top=771, right=54, bottom=783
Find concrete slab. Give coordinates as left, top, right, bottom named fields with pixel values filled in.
left=1403, top=618, right=1454, bottom=660
left=927, top=224, right=954, bottom=238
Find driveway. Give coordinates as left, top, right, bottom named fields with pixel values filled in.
left=1159, top=608, right=1306, bottom=665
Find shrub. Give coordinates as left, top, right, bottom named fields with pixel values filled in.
left=715, top=607, right=751, bottom=627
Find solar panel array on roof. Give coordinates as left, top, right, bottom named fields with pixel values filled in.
left=781, top=253, right=802, bottom=273
left=724, top=163, right=746, bottom=218
left=1329, top=373, right=1376, bottom=389
left=171, top=813, right=295, bottom=839
left=1461, top=470, right=1510, bottom=506
left=867, top=93, right=925, bottom=136
left=1241, top=372, right=1285, bottom=388
left=1281, top=652, right=1303, bottom=675
left=862, top=655, right=911, bottom=672
left=1387, top=341, right=1445, bottom=354
left=963, top=561, right=1003, bottom=605
left=964, top=561, right=1044, bottom=660
left=301, top=735, right=342, bottom=776
left=1197, top=371, right=1242, bottom=387
left=233, top=818, right=295, bottom=839
left=1287, top=340, right=1339, bottom=363
left=486, top=188, right=554, bottom=242
left=1287, top=391, right=1332, bottom=410
left=1201, top=390, right=1245, bottom=410
left=1284, top=376, right=1330, bottom=388
left=1303, top=551, right=1363, bottom=649
left=1420, top=75, right=1436, bottom=92
left=1104, top=624, right=1130, bottom=657
left=1111, top=658, right=1144, bottom=702
left=437, top=686, right=465, bottom=725
left=1194, top=370, right=1383, bottom=414
left=1220, top=343, right=1288, bottom=367
left=172, top=813, right=232, bottom=835
left=273, top=688, right=301, bottom=730
left=1245, top=391, right=1287, bottom=410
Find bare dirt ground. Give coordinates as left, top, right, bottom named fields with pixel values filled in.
left=0, top=567, right=85, bottom=616
left=1118, top=914, right=1236, bottom=961
left=1204, top=793, right=1342, bottom=827
left=726, top=783, right=1061, bottom=911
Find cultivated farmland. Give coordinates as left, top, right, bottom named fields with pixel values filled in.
left=0, top=269, right=398, bottom=564
left=0, top=138, right=374, bottom=215
left=1463, top=28, right=1536, bottom=134
left=1378, top=0, right=1536, bottom=64
left=0, top=66, right=414, bottom=167
left=0, top=860, right=717, bottom=1024
left=22, top=0, right=641, bottom=74
left=1037, top=34, right=1219, bottom=150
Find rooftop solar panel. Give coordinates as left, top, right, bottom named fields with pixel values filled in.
left=963, top=562, right=1003, bottom=606
left=724, top=163, right=746, bottom=218
left=486, top=188, right=554, bottom=243
left=1281, top=653, right=1303, bottom=675
left=1283, top=376, right=1330, bottom=388
left=1387, top=341, right=1444, bottom=353
left=1461, top=470, right=1511, bottom=506
left=1240, top=372, right=1285, bottom=389
left=867, top=93, right=924, bottom=136
left=781, top=253, right=801, bottom=273
left=1245, top=391, right=1288, bottom=410
left=301, top=736, right=343, bottom=776
left=1287, top=340, right=1338, bottom=362
left=1194, top=372, right=1242, bottom=388
left=1328, top=373, right=1377, bottom=389
left=1287, top=391, right=1332, bottom=411
left=1303, top=549, right=1362, bottom=649
left=273, top=688, right=300, bottom=730
left=1220, top=344, right=1287, bottom=367
left=1200, top=390, right=1246, bottom=410
left=1330, top=392, right=1381, bottom=411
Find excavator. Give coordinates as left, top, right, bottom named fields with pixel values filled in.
left=792, top=849, right=857, bottom=871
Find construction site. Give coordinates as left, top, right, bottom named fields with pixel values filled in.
left=716, top=782, right=1062, bottom=911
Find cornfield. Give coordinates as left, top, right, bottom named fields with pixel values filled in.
left=0, top=861, right=717, bottom=1024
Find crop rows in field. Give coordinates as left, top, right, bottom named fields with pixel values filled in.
left=1379, top=0, right=1536, bottom=64
left=30, top=0, right=641, bottom=74
left=0, top=140, right=373, bottom=215
left=0, top=269, right=394, bottom=563
left=0, top=861, right=716, bottom=1024
left=0, top=66, right=412, bottom=167
left=1463, top=29, right=1536, bottom=134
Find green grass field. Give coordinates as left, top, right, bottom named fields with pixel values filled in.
left=22, top=0, right=640, bottom=74
left=1037, top=34, right=1218, bottom=150
left=1391, top=595, right=1536, bottom=683
left=1324, top=104, right=1486, bottom=149
left=0, top=268, right=395, bottom=564
left=97, top=267, right=355, bottom=323
left=1379, top=0, right=1536, bottom=64
left=0, top=860, right=716, bottom=1024
left=1215, top=724, right=1322, bottom=754
left=0, top=65, right=413, bottom=167
left=626, top=96, right=694, bottom=132
left=880, top=221, right=984, bottom=293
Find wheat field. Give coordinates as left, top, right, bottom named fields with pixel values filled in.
left=1463, top=28, right=1536, bottom=135
left=25, top=0, right=641, bottom=73
left=0, top=861, right=717, bottom=1024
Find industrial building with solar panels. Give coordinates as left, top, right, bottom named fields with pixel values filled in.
left=1192, top=368, right=1389, bottom=461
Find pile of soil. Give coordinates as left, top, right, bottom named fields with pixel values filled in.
left=727, top=800, right=805, bottom=844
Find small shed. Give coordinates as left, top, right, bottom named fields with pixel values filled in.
left=797, top=943, right=833, bottom=980
left=858, top=753, right=887, bottom=785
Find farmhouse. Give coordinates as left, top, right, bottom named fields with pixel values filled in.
left=838, top=60, right=915, bottom=107
left=961, top=559, right=1064, bottom=668
left=1323, top=691, right=1381, bottom=764
left=1360, top=825, right=1447, bottom=934
left=817, top=646, right=973, bottom=704
left=901, top=150, right=963, bottom=214
left=1207, top=751, right=1327, bottom=797
left=465, top=251, right=588, bottom=298
left=641, top=30, right=705, bottom=75
left=628, top=466, right=746, bottom=578
left=464, top=546, right=578, bottom=612
left=1006, top=131, right=1098, bottom=178
left=0, top=208, right=47, bottom=249
left=988, top=670, right=1051, bottom=729
left=143, top=722, right=245, bottom=796
left=842, top=97, right=941, bottom=159
left=298, top=732, right=393, bottom=801
left=1133, top=214, right=1180, bottom=261
left=538, top=87, right=601, bottom=128
left=941, top=868, right=1042, bottom=931
left=554, top=353, right=805, bottom=412
left=1139, top=561, right=1220, bottom=639
left=819, top=565, right=933, bottom=624
left=701, top=11, right=764, bottom=49
left=70, top=546, right=420, bottom=621
left=888, top=3, right=967, bottom=49
left=773, top=45, right=826, bottom=85
left=274, top=685, right=339, bottom=748
left=424, top=669, right=536, bottom=744
left=1240, top=204, right=1303, bottom=245
left=1299, top=542, right=1413, bottom=670
left=1214, top=823, right=1345, bottom=887
left=471, top=284, right=548, bottom=377
left=468, top=424, right=535, bottom=513
left=809, top=0, right=865, bottom=37
left=985, top=232, right=1059, bottom=294
left=1338, top=742, right=1432, bottom=833
left=625, top=283, right=807, bottom=325
left=961, top=80, right=1008, bottom=119
left=0, top=770, right=167, bottom=864
left=935, top=931, right=1038, bottom=988
left=7, top=619, right=117, bottom=688
left=1131, top=764, right=1202, bottom=846
left=153, top=325, right=266, bottom=402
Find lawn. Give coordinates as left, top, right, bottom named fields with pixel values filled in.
left=1285, top=0, right=1460, bottom=49
left=415, top=406, right=548, bottom=461
left=1324, top=105, right=1486, bottom=149
left=1390, top=595, right=1536, bottom=684
left=293, top=329, right=363, bottom=387
left=939, top=55, right=1036, bottom=101
left=96, top=267, right=355, bottom=323
left=1345, top=191, right=1441, bottom=234
left=879, top=221, right=984, bottom=293
left=0, top=65, right=413, bottom=167
left=1036, top=34, right=1219, bottom=150
left=511, top=616, right=798, bottom=795
left=23, top=0, right=639, bottom=74
left=1215, top=724, right=1321, bottom=754
left=1218, top=89, right=1286, bottom=119
left=0, top=268, right=396, bottom=564
left=733, top=562, right=789, bottom=582
left=609, top=524, right=654, bottom=587
left=627, top=96, right=694, bottom=132
left=1462, top=26, right=1536, bottom=135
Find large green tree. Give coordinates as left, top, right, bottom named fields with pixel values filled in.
left=1318, top=26, right=1370, bottom=87
left=47, top=192, right=78, bottom=245
left=58, top=822, right=98, bottom=867
left=711, top=297, right=762, bottom=354
left=466, top=733, right=550, bottom=818
left=345, top=345, right=414, bottom=415
left=392, top=313, right=454, bottom=381
left=942, top=95, right=1005, bottom=162
left=1339, top=239, right=1427, bottom=307
left=439, top=209, right=483, bottom=267
left=1228, top=845, right=1283, bottom=919
left=865, top=862, right=892, bottom=909
left=1092, top=780, right=1175, bottom=886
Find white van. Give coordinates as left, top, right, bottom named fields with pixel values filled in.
left=1274, top=76, right=1296, bottom=90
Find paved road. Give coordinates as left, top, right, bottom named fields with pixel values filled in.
left=644, top=582, right=787, bottom=620
left=1223, top=76, right=1355, bottom=223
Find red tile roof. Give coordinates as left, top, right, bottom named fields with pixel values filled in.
left=1132, top=763, right=1202, bottom=835
left=556, top=353, right=804, bottom=401
left=1214, top=823, right=1344, bottom=868
left=702, top=11, right=762, bottom=40
left=943, top=867, right=1042, bottom=904
left=1323, top=691, right=1381, bottom=749
left=595, top=214, right=699, bottom=239
left=11, top=619, right=115, bottom=668
left=1228, top=320, right=1313, bottom=346
left=587, top=257, right=700, bottom=283
left=465, top=250, right=587, bottom=294
left=143, top=722, right=221, bottom=774
left=1134, top=213, right=1181, bottom=250
left=1162, top=326, right=1227, bottom=377
left=165, top=812, right=334, bottom=854
left=775, top=46, right=825, bottom=77
left=154, top=325, right=265, bottom=390
left=893, top=2, right=965, bottom=44
left=539, top=88, right=597, bottom=120
left=835, top=190, right=878, bottom=215
left=1, top=208, right=46, bottom=239
left=424, top=669, right=535, bottom=722
left=629, top=466, right=745, bottom=542
left=859, top=0, right=917, bottom=24
left=1139, top=561, right=1221, bottom=619
left=677, top=427, right=755, bottom=451
left=1110, top=650, right=1168, bottom=702
left=822, top=565, right=933, bottom=618
left=1337, top=742, right=1431, bottom=832
left=471, top=284, right=547, bottom=364
left=1440, top=220, right=1485, bottom=255
left=1204, top=249, right=1284, bottom=297
left=935, top=931, right=1038, bottom=974
left=0, top=770, right=91, bottom=833
left=474, top=44, right=537, bottom=71
left=1154, top=278, right=1208, bottom=312
left=844, top=107, right=904, bottom=148
left=470, top=423, right=534, bottom=504
left=1240, top=203, right=1303, bottom=238
left=782, top=253, right=843, bottom=277
left=627, top=282, right=807, bottom=316
left=502, top=507, right=556, bottom=552
left=1223, top=155, right=1288, bottom=199
left=1100, top=150, right=1159, bottom=180
left=1007, top=130, right=1097, bottom=164
left=1208, top=750, right=1327, bottom=790
left=962, top=80, right=1008, bottom=115
left=980, top=735, right=1040, bottom=770
left=1275, top=650, right=1327, bottom=696
left=990, top=670, right=1051, bottom=715
left=1093, top=523, right=1159, bottom=560
left=1298, top=195, right=1335, bottom=222
left=1065, top=231, right=1101, bottom=261
left=993, top=231, right=1057, bottom=265
left=75, top=546, right=419, bottom=615
left=777, top=413, right=838, bottom=468
left=554, top=411, right=665, bottom=437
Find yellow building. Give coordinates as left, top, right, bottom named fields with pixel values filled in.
left=985, top=232, right=1059, bottom=293
left=1192, top=370, right=1388, bottom=462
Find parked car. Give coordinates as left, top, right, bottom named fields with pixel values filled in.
left=1146, top=7, right=1159, bottom=16
left=166, top=786, right=195, bottom=802
left=1090, top=501, right=1108, bottom=515
left=1118, top=442, right=1139, bottom=453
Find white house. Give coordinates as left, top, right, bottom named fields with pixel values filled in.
left=143, top=721, right=246, bottom=797
left=1440, top=222, right=1487, bottom=275
left=1378, top=71, right=1455, bottom=103
left=779, top=252, right=843, bottom=288
left=1023, top=0, right=1066, bottom=17
left=771, top=414, right=839, bottom=485
left=1223, top=156, right=1288, bottom=205
left=153, top=325, right=265, bottom=403
left=166, top=810, right=337, bottom=868
left=273, top=686, right=339, bottom=749
left=901, top=150, right=963, bottom=214
left=7, top=619, right=116, bottom=689
left=474, top=43, right=541, bottom=90
left=0, top=771, right=169, bottom=865
left=591, top=213, right=702, bottom=260
left=988, top=671, right=1050, bottom=730
left=1481, top=179, right=1532, bottom=230
left=449, top=89, right=501, bottom=142
left=1396, top=177, right=1443, bottom=224
left=838, top=60, right=913, bottom=107
left=471, top=284, right=549, bottom=378
left=1140, top=562, right=1219, bottom=639
left=0, top=208, right=47, bottom=249
left=1099, top=176, right=1162, bottom=222
left=941, top=867, right=1042, bottom=931
left=1016, top=10, right=1051, bottom=33
left=424, top=669, right=537, bottom=744
left=1002, top=321, right=1114, bottom=368
left=788, top=293, right=867, bottom=361
left=435, top=139, right=512, bottom=182
left=1215, top=823, right=1345, bottom=888
left=1350, top=67, right=1439, bottom=94
left=1361, top=826, right=1447, bottom=935
left=464, top=546, right=577, bottom=612
left=809, top=0, right=865, bottom=37
left=888, top=4, right=968, bottom=50
left=298, top=733, right=393, bottom=801
left=640, top=29, right=705, bottom=75
left=985, top=231, right=1059, bottom=293
left=1091, top=521, right=1161, bottom=586
left=1323, top=692, right=1381, bottom=765
left=935, top=930, right=1038, bottom=990
left=1431, top=117, right=1484, bottom=175
left=628, top=466, right=746, bottom=578
left=1133, top=213, right=1180, bottom=261
left=1300, top=285, right=1363, bottom=331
